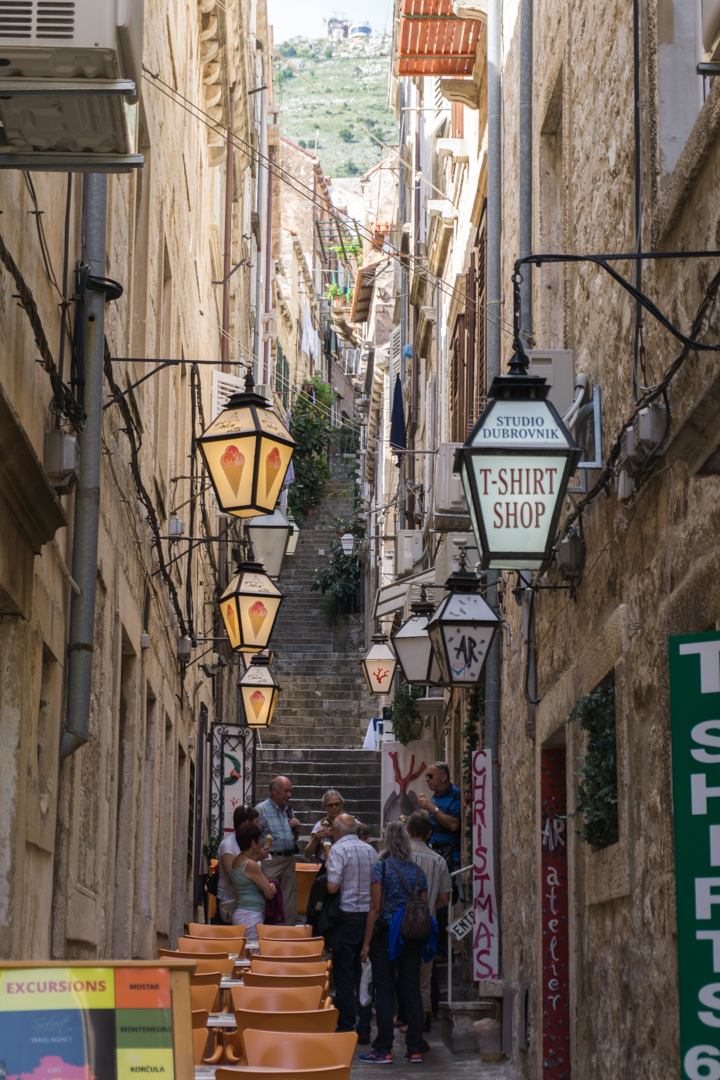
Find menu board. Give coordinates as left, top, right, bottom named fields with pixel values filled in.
left=0, top=967, right=174, bottom=1080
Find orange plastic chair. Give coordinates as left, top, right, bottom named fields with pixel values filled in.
left=257, top=924, right=313, bottom=940
left=252, top=953, right=328, bottom=966
left=216, top=1068, right=347, bottom=1080
left=296, top=863, right=322, bottom=916
left=193, top=957, right=235, bottom=976
left=244, top=1029, right=357, bottom=1075
left=191, top=984, right=220, bottom=1013
left=191, top=971, right=222, bottom=988
left=250, top=959, right=328, bottom=976
left=224, top=1007, right=339, bottom=1065
left=192, top=1026, right=224, bottom=1066
left=191, top=1009, right=209, bottom=1029
left=258, top=939, right=324, bottom=959
left=179, top=936, right=245, bottom=957
left=188, top=922, right=247, bottom=939
left=158, top=947, right=228, bottom=962
left=231, top=985, right=324, bottom=1012
left=242, top=973, right=329, bottom=995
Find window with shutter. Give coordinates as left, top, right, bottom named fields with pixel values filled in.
left=211, top=368, right=245, bottom=420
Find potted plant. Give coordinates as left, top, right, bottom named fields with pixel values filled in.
left=325, top=283, right=343, bottom=307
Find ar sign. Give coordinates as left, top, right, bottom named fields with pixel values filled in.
left=670, top=632, right=720, bottom=1080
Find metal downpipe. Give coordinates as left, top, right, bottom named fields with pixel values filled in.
left=60, top=174, right=108, bottom=759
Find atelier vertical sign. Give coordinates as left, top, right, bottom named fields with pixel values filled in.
left=472, top=749, right=499, bottom=979
left=541, top=749, right=569, bottom=1078
left=670, top=631, right=720, bottom=1080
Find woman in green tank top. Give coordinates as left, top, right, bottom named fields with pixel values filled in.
left=230, top=822, right=277, bottom=939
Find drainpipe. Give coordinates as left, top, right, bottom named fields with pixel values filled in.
left=263, top=145, right=274, bottom=384
left=519, top=0, right=532, bottom=343
left=484, top=0, right=502, bottom=937
left=60, top=174, right=108, bottom=759
left=399, top=77, right=408, bottom=530
left=253, top=72, right=267, bottom=384
left=222, top=82, right=236, bottom=373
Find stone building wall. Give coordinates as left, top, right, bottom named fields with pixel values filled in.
left=0, top=0, right=260, bottom=962
left=496, top=0, right=720, bottom=1076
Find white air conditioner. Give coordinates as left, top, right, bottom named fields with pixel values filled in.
left=0, top=0, right=144, bottom=86
left=432, top=442, right=470, bottom=530
left=395, top=529, right=424, bottom=577
left=0, top=0, right=144, bottom=154
left=527, top=350, right=574, bottom=417
left=433, top=532, right=479, bottom=586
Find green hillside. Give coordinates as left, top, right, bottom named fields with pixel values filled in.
left=274, top=34, right=394, bottom=178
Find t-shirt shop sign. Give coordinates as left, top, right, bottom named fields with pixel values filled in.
left=0, top=967, right=174, bottom=1080
left=669, top=632, right=720, bottom=1080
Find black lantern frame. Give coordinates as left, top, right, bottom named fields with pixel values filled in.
left=393, top=588, right=442, bottom=686
left=360, top=632, right=398, bottom=695
left=427, top=569, right=500, bottom=687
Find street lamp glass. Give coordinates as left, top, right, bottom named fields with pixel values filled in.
left=286, top=511, right=300, bottom=555
left=458, top=375, right=579, bottom=570
left=393, top=596, right=442, bottom=686
left=245, top=507, right=293, bottom=579
left=198, top=372, right=295, bottom=518
left=340, top=532, right=356, bottom=556
left=426, top=574, right=499, bottom=687
left=361, top=634, right=398, bottom=694
left=240, top=655, right=280, bottom=728
left=219, top=562, right=283, bottom=653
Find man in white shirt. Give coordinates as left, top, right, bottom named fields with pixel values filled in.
left=326, top=814, right=378, bottom=1040
left=216, top=806, right=247, bottom=923
left=407, top=811, right=450, bottom=1028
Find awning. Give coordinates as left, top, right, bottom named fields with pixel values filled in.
left=373, top=567, right=437, bottom=619
left=398, top=0, right=484, bottom=76
left=351, top=254, right=392, bottom=324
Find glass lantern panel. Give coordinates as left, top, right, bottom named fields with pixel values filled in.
left=470, top=451, right=567, bottom=558
left=238, top=592, right=282, bottom=651
left=468, top=400, right=570, bottom=447
left=440, top=621, right=492, bottom=684
left=201, top=407, right=255, bottom=439
left=364, top=658, right=396, bottom=693
left=395, top=617, right=435, bottom=684
left=256, top=409, right=295, bottom=443
left=242, top=682, right=276, bottom=727
left=220, top=595, right=242, bottom=651
left=202, top=433, right=257, bottom=512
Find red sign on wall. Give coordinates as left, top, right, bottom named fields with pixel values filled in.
left=541, top=749, right=570, bottom=1078
left=472, top=749, right=498, bottom=980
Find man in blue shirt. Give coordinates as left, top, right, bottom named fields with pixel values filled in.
left=256, top=775, right=301, bottom=925
left=418, top=762, right=461, bottom=865
left=418, top=762, right=460, bottom=967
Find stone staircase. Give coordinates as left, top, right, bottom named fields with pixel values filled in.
left=255, top=452, right=382, bottom=840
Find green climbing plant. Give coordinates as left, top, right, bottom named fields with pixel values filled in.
left=390, top=681, right=424, bottom=745
left=203, top=834, right=221, bottom=862
left=287, top=382, right=335, bottom=523
left=462, top=684, right=485, bottom=849
left=311, top=515, right=364, bottom=620
left=566, top=682, right=619, bottom=848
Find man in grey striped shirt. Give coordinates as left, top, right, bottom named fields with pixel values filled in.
left=407, top=811, right=451, bottom=1029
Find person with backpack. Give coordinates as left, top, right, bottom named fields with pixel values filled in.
left=359, top=821, right=431, bottom=1064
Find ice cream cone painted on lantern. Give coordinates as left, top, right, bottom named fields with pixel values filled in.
left=265, top=446, right=281, bottom=497
left=249, top=600, right=268, bottom=638
left=250, top=690, right=266, bottom=718
left=221, top=444, right=245, bottom=496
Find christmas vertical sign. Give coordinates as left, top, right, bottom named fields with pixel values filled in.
left=541, top=749, right=569, bottom=1078
left=669, top=631, right=720, bottom=1080
left=472, top=749, right=499, bottom=979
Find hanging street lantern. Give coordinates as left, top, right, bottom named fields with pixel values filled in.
left=286, top=510, right=300, bottom=555
left=427, top=565, right=499, bottom=687
left=245, top=507, right=293, bottom=579
left=218, top=559, right=283, bottom=653
left=457, top=349, right=580, bottom=571
left=393, top=587, right=442, bottom=686
left=361, top=632, right=398, bottom=695
left=239, top=652, right=281, bottom=728
left=198, top=369, right=295, bottom=518
left=340, top=531, right=357, bottom=556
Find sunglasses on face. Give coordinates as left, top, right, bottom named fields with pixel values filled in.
left=325, top=802, right=342, bottom=809
left=426, top=772, right=436, bottom=779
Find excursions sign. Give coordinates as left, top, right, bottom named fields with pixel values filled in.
left=670, top=632, right=720, bottom=1080
left=0, top=967, right=175, bottom=1080
left=458, top=397, right=580, bottom=572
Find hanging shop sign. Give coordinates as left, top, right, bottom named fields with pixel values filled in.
left=457, top=373, right=580, bottom=571
left=218, top=560, right=283, bottom=653
left=447, top=906, right=475, bottom=942
left=472, top=749, right=499, bottom=980
left=393, top=588, right=442, bottom=686
left=0, top=962, right=193, bottom=1080
left=427, top=570, right=499, bottom=687
left=541, top=748, right=570, bottom=1080
left=361, top=633, right=398, bottom=695
left=239, top=653, right=281, bottom=729
left=669, top=631, right=720, bottom=1080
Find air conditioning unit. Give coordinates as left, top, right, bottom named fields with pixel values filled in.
left=433, top=532, right=479, bottom=586
left=395, top=530, right=424, bottom=577
left=0, top=0, right=144, bottom=154
left=527, top=350, right=574, bottom=417
left=432, top=442, right=470, bottom=531
left=0, top=0, right=144, bottom=86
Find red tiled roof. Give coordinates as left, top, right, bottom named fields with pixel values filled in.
left=398, top=0, right=483, bottom=76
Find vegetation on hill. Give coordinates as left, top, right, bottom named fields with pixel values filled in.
left=274, top=34, right=394, bottom=177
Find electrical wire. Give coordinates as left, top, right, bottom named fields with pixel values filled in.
left=141, top=68, right=515, bottom=340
